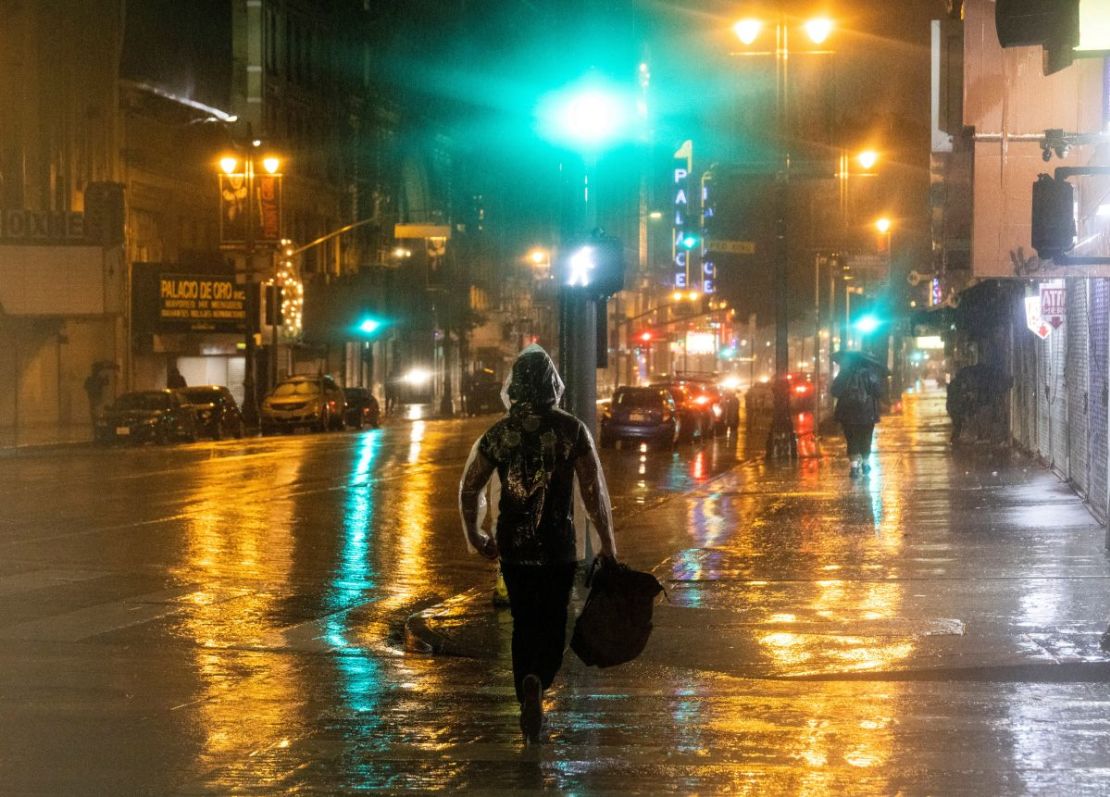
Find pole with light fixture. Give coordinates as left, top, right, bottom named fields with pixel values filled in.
left=732, top=10, right=834, bottom=459
left=218, top=142, right=283, bottom=427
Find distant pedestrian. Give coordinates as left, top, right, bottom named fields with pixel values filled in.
left=83, top=364, right=109, bottom=426
left=459, top=344, right=618, bottom=744
left=167, top=366, right=186, bottom=390
left=830, top=350, right=888, bottom=477
left=385, top=367, right=400, bottom=416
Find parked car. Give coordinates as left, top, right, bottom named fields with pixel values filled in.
left=467, top=380, right=505, bottom=415
left=600, top=386, right=680, bottom=448
left=343, top=387, right=381, bottom=429
left=260, top=375, right=345, bottom=434
left=681, top=378, right=727, bottom=435
left=651, top=382, right=711, bottom=442
left=784, top=372, right=817, bottom=412
left=95, top=389, right=198, bottom=444
left=176, top=385, right=244, bottom=440
left=745, top=374, right=816, bottom=415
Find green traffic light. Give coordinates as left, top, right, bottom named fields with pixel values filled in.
left=357, top=317, right=384, bottom=336
left=679, top=234, right=699, bottom=250
left=536, top=75, right=632, bottom=152
left=854, top=314, right=880, bottom=334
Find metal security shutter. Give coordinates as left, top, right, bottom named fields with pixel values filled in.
left=1037, top=331, right=1053, bottom=461
left=1012, top=297, right=1038, bottom=451
left=1050, top=304, right=1070, bottom=476
left=1088, top=278, right=1110, bottom=521
left=1067, top=280, right=1090, bottom=494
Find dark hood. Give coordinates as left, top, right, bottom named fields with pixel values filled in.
left=503, top=344, right=565, bottom=411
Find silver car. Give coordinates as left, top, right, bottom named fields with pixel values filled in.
left=260, top=375, right=345, bottom=434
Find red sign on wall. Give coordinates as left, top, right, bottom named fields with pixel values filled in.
left=1039, top=284, right=1066, bottom=329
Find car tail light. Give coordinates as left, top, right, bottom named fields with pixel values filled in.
left=694, top=395, right=710, bottom=406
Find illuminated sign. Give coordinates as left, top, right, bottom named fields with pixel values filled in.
left=157, top=274, right=248, bottom=332
left=132, top=265, right=248, bottom=335
left=1040, top=282, right=1066, bottom=329
left=915, top=335, right=945, bottom=350
left=686, top=331, right=716, bottom=355
left=700, top=180, right=715, bottom=294
left=673, top=165, right=689, bottom=289
left=1025, top=295, right=1051, bottom=339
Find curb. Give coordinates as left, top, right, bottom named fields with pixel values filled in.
left=404, top=451, right=766, bottom=658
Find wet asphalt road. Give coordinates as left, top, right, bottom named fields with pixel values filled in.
left=0, top=410, right=754, bottom=794
left=3, top=394, right=1110, bottom=794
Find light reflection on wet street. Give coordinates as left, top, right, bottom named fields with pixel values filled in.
left=2, top=392, right=1110, bottom=793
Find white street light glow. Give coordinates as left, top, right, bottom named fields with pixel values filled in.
left=402, top=368, right=433, bottom=387
left=733, top=18, right=762, bottom=45
left=857, top=150, right=879, bottom=170
left=804, top=17, right=834, bottom=44
left=219, top=156, right=239, bottom=175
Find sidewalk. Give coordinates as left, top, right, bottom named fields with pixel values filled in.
left=410, top=390, right=1110, bottom=674
left=0, top=423, right=91, bottom=451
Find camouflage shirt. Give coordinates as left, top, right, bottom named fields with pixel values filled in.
left=478, top=406, right=590, bottom=565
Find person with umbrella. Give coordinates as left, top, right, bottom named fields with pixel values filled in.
left=830, top=350, right=889, bottom=477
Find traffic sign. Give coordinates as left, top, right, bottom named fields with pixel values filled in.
left=1039, top=283, right=1066, bottom=329
left=707, top=239, right=756, bottom=255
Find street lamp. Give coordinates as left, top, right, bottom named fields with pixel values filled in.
left=732, top=11, right=835, bottom=459
left=217, top=143, right=284, bottom=427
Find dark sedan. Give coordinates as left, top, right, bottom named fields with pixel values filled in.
left=599, top=386, right=679, bottom=449
left=176, top=386, right=244, bottom=440
left=343, top=387, right=381, bottom=429
left=95, top=390, right=198, bottom=444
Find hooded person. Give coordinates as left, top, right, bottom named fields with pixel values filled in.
left=458, top=344, right=617, bottom=744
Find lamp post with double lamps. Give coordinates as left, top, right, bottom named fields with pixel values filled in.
left=732, top=11, right=835, bottom=459
left=217, top=143, right=283, bottom=427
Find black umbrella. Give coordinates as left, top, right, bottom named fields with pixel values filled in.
left=831, top=350, right=890, bottom=376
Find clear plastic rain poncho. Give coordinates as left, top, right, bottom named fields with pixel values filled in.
left=458, top=344, right=615, bottom=563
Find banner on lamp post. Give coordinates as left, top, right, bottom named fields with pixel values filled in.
left=219, top=173, right=283, bottom=247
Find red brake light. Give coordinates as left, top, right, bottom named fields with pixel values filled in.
left=794, top=385, right=808, bottom=395
left=694, top=395, right=710, bottom=405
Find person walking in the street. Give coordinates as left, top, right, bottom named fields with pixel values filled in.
left=384, top=366, right=400, bottom=416
left=167, top=365, right=187, bottom=390
left=83, top=364, right=109, bottom=427
left=458, top=344, right=618, bottom=744
left=830, top=350, right=888, bottom=477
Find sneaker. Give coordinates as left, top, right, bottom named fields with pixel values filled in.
left=519, top=674, right=543, bottom=744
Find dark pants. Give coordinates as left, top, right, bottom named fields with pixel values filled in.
left=843, top=423, right=875, bottom=458
left=500, top=561, right=577, bottom=703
